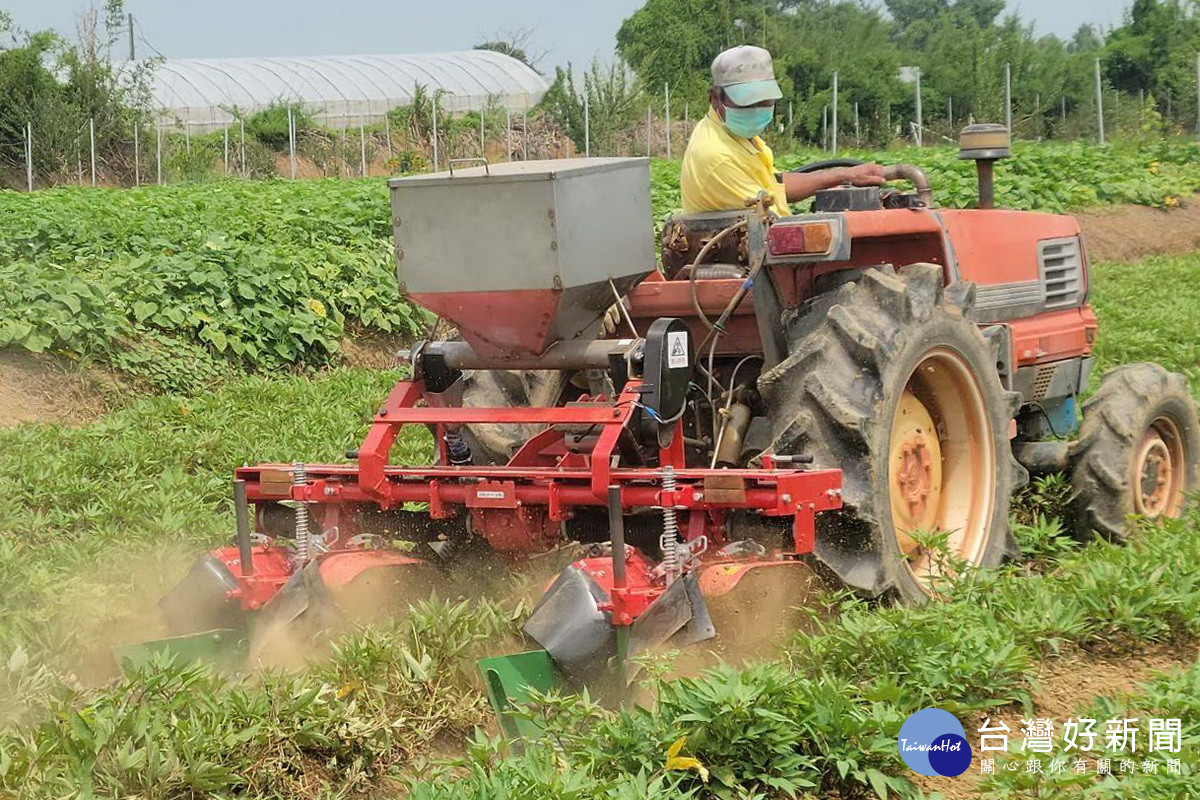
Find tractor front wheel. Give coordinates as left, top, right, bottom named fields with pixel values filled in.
left=1067, top=363, right=1199, bottom=539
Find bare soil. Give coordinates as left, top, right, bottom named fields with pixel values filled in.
left=340, top=330, right=408, bottom=370
left=911, top=642, right=1197, bottom=799
left=0, top=349, right=115, bottom=428
left=1077, top=199, right=1200, bottom=263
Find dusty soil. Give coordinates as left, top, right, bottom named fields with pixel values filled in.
left=911, top=642, right=1197, bottom=799
left=0, top=349, right=114, bottom=428
left=1077, top=199, right=1200, bottom=263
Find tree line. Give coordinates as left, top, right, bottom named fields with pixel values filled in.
left=546, top=0, right=1200, bottom=150
left=3, top=0, right=1198, bottom=187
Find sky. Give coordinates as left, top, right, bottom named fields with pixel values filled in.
left=3, top=1, right=1130, bottom=70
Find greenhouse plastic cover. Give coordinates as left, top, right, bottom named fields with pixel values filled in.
left=148, top=49, right=550, bottom=130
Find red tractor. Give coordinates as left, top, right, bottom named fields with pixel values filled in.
left=131, top=125, right=1198, bottom=714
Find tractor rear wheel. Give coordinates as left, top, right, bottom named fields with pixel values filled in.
left=1067, top=363, right=1199, bottom=539
left=760, top=264, right=1025, bottom=603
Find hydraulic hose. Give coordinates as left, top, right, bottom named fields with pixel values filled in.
left=687, top=218, right=748, bottom=331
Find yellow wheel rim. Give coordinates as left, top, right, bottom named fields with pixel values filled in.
left=888, top=347, right=995, bottom=590
left=1134, top=416, right=1186, bottom=518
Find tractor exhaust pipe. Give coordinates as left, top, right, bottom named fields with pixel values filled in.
left=959, top=123, right=1011, bottom=210
left=882, top=164, right=933, bottom=207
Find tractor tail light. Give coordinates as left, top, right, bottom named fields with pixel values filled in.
left=768, top=221, right=835, bottom=256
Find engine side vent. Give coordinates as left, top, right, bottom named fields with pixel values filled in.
left=1039, top=237, right=1084, bottom=311
left=1032, top=364, right=1056, bottom=399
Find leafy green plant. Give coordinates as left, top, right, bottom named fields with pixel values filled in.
left=246, top=101, right=317, bottom=151
left=0, top=179, right=423, bottom=391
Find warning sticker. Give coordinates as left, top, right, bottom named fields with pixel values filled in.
left=667, top=330, right=689, bottom=369
left=476, top=490, right=507, bottom=500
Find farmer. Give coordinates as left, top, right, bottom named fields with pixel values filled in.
left=681, top=45, right=886, bottom=215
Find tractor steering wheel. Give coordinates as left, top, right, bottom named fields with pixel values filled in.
left=790, top=157, right=866, bottom=174
left=789, top=158, right=933, bottom=207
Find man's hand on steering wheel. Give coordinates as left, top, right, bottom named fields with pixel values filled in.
left=844, top=163, right=887, bottom=187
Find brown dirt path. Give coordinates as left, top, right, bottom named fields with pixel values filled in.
left=0, top=349, right=112, bottom=428
left=1078, top=200, right=1200, bottom=263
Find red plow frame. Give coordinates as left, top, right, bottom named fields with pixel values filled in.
left=221, top=377, right=842, bottom=631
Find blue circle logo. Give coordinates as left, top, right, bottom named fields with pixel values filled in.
left=898, top=708, right=973, bottom=777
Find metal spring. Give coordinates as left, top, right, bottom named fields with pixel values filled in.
left=659, top=465, right=680, bottom=584
left=292, top=461, right=311, bottom=563
left=443, top=431, right=473, bottom=465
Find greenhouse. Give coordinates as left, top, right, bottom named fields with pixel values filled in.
left=147, top=49, right=550, bottom=131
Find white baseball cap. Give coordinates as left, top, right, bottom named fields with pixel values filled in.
left=711, top=45, right=783, bottom=106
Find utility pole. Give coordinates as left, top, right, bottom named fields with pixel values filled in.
left=831, top=71, right=839, bottom=155
left=665, top=83, right=671, bottom=158
left=128, top=13, right=135, bottom=61
left=646, top=105, right=652, bottom=156
left=1004, top=62, right=1012, bottom=134
left=287, top=107, right=296, bottom=178
left=584, top=92, right=590, bottom=157
left=360, top=122, right=368, bottom=177
left=915, top=68, right=923, bottom=146
left=1094, top=58, right=1105, bottom=144
left=25, top=122, right=33, bottom=192
left=432, top=102, right=440, bottom=170
left=89, top=117, right=97, bottom=185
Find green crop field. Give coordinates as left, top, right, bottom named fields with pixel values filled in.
left=1, top=142, right=1199, bottom=799
left=0, top=138, right=1197, bottom=394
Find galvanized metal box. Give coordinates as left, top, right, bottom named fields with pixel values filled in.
left=388, top=158, right=654, bottom=356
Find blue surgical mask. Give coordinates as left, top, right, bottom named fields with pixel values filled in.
left=724, top=105, right=774, bottom=138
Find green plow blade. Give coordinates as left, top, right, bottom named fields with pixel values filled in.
left=477, top=649, right=566, bottom=739
left=112, top=629, right=247, bottom=673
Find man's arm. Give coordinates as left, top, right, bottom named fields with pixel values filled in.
left=782, top=163, right=887, bottom=203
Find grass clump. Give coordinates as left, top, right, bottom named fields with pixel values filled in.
left=0, top=598, right=522, bottom=799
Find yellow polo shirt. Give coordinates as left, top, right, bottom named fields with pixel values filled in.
left=680, top=108, right=790, bottom=216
